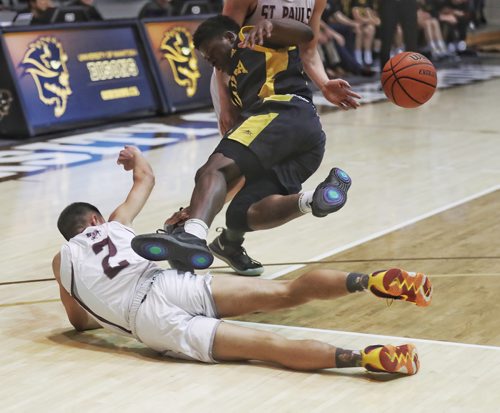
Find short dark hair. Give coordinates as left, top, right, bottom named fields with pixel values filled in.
left=57, top=202, right=103, bottom=241
left=193, top=15, right=240, bottom=49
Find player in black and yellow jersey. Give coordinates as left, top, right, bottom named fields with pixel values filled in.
left=131, top=16, right=352, bottom=274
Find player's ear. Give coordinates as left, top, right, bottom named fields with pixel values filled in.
left=90, top=213, right=104, bottom=226
left=224, top=30, right=237, bottom=43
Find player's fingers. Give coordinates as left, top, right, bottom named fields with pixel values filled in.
left=343, top=97, right=359, bottom=109
left=346, top=90, right=362, bottom=99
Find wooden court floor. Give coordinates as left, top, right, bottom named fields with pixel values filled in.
left=1, top=76, right=500, bottom=412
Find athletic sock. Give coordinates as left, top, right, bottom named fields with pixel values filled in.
left=346, top=272, right=369, bottom=293
left=335, top=348, right=362, bottom=368
left=363, top=50, right=373, bottom=65
left=184, top=219, right=209, bottom=240
left=355, top=49, right=363, bottom=65
left=298, top=191, right=313, bottom=214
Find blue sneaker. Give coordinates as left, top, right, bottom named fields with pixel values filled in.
left=311, top=167, right=351, bottom=217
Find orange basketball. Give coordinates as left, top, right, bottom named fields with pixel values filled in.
left=381, top=52, right=437, bottom=108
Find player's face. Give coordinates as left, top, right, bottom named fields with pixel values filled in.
left=199, top=32, right=235, bottom=74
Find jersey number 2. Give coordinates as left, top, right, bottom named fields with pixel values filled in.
left=92, top=237, right=130, bottom=279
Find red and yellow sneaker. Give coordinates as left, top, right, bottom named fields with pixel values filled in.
left=368, top=268, right=433, bottom=307
left=362, top=344, right=419, bottom=375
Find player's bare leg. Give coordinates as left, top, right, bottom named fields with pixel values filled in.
left=212, top=322, right=420, bottom=375
left=211, top=268, right=433, bottom=318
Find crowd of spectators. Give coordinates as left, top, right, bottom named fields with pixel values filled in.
left=0, top=0, right=223, bottom=24
left=0, top=0, right=490, bottom=78
left=319, top=0, right=488, bottom=79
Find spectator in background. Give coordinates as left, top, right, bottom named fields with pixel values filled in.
left=138, top=0, right=175, bottom=19
left=67, top=0, right=103, bottom=21
left=323, top=0, right=375, bottom=77
left=417, top=0, right=450, bottom=59
left=377, top=0, right=418, bottom=70
left=473, top=0, right=486, bottom=26
left=17, top=0, right=56, bottom=25
left=438, top=0, right=471, bottom=54
left=351, top=0, right=380, bottom=66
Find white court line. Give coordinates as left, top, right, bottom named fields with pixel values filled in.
left=265, top=184, right=500, bottom=280
left=231, top=320, right=500, bottom=351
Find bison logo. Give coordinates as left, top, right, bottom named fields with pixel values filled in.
left=0, top=89, right=13, bottom=121
left=160, top=27, right=200, bottom=98
left=21, top=37, right=72, bottom=118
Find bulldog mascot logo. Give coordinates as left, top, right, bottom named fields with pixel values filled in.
left=160, top=27, right=200, bottom=98
left=21, top=37, right=72, bottom=118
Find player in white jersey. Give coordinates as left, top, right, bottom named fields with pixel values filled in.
left=53, top=145, right=432, bottom=373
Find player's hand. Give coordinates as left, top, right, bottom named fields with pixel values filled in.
left=321, top=79, right=361, bottom=110
left=164, top=206, right=191, bottom=231
left=240, top=20, right=273, bottom=49
left=117, top=145, right=142, bottom=171
left=218, top=107, right=239, bottom=135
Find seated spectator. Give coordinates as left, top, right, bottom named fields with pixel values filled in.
left=417, top=0, right=450, bottom=59
left=318, top=20, right=342, bottom=78
left=351, top=0, right=380, bottom=66
left=324, top=0, right=359, bottom=59
left=321, top=19, right=375, bottom=77
left=138, top=0, right=175, bottom=19
left=16, top=0, right=55, bottom=25
left=437, top=0, right=471, bottom=53
left=323, top=1, right=374, bottom=77
left=67, top=0, right=103, bottom=21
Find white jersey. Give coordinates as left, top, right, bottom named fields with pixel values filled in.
left=59, top=221, right=160, bottom=336
left=245, top=0, right=316, bottom=25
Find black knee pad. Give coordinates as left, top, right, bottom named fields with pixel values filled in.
left=226, top=196, right=252, bottom=232
left=226, top=176, right=286, bottom=232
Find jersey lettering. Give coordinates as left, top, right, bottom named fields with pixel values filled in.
left=282, top=6, right=312, bottom=22
left=261, top=4, right=276, bottom=18
left=92, top=237, right=130, bottom=279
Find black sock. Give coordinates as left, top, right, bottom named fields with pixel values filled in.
left=346, top=272, right=369, bottom=293
left=335, top=348, right=362, bottom=368
left=224, top=228, right=245, bottom=244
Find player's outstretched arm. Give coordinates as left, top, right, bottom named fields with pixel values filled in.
left=240, top=19, right=314, bottom=49
left=299, top=0, right=361, bottom=110
left=109, top=146, right=155, bottom=227
left=52, top=253, right=101, bottom=331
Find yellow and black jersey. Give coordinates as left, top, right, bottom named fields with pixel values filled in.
left=228, top=26, right=312, bottom=110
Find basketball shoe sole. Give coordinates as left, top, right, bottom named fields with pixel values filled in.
left=311, top=167, right=352, bottom=217
left=131, top=232, right=214, bottom=270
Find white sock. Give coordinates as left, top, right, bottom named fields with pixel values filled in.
left=438, top=40, right=447, bottom=53
left=184, top=219, right=209, bottom=240
left=354, top=49, right=363, bottom=65
left=363, top=50, right=373, bottom=65
left=298, top=191, right=314, bottom=214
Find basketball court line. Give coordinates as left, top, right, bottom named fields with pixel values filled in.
left=231, top=320, right=500, bottom=351
left=264, top=183, right=500, bottom=280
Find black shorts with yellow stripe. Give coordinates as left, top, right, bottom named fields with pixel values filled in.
left=214, top=95, right=326, bottom=194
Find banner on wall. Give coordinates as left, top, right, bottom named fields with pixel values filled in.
left=141, top=16, right=214, bottom=113
left=0, top=22, right=159, bottom=138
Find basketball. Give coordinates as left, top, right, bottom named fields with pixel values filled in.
left=381, top=52, right=437, bottom=108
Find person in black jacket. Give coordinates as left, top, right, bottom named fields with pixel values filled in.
left=377, top=0, right=418, bottom=70
left=67, top=0, right=103, bottom=21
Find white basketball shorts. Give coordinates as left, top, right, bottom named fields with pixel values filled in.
left=133, top=270, right=221, bottom=363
